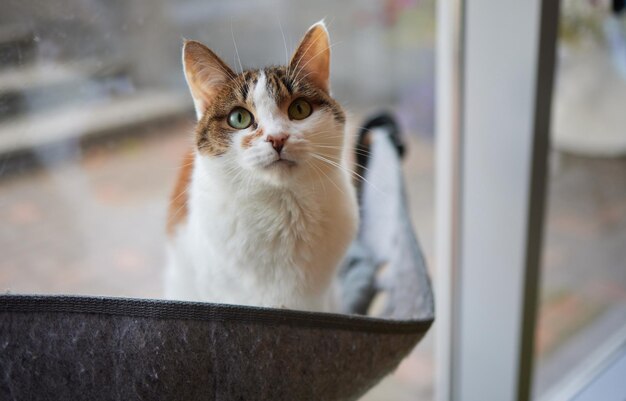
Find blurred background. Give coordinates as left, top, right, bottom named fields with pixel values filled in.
left=0, top=0, right=625, bottom=399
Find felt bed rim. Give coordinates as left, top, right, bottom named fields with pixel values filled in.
left=0, top=294, right=433, bottom=335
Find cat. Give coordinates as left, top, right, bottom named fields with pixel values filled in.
left=164, top=21, right=359, bottom=312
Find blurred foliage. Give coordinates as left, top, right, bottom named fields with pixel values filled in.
left=559, top=0, right=625, bottom=47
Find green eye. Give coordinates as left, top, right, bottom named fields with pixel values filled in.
left=227, top=107, right=253, bottom=129
left=288, top=98, right=312, bottom=120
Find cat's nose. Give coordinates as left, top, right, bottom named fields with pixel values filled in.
left=266, top=134, right=289, bottom=154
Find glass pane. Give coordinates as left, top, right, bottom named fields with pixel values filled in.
left=0, top=1, right=435, bottom=399
left=534, top=1, right=626, bottom=396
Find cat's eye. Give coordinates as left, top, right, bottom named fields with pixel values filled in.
left=227, top=107, right=253, bottom=129
left=288, top=98, right=312, bottom=120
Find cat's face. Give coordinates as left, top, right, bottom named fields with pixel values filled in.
left=183, top=22, right=346, bottom=187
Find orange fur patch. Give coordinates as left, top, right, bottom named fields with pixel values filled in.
left=167, top=150, right=194, bottom=236
left=241, top=128, right=264, bottom=149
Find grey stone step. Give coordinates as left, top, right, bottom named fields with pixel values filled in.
left=0, top=59, right=124, bottom=95
left=0, top=24, right=36, bottom=68
left=0, top=59, right=129, bottom=119
left=0, top=90, right=192, bottom=156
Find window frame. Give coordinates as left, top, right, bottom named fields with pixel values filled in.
left=435, top=0, right=560, bottom=400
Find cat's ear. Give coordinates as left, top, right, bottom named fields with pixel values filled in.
left=289, top=21, right=331, bottom=93
left=183, top=40, right=236, bottom=120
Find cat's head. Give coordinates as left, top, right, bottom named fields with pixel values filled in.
left=182, top=21, right=346, bottom=187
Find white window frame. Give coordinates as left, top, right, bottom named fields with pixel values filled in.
left=435, top=0, right=560, bottom=400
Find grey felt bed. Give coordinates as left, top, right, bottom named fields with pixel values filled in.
left=0, top=119, right=434, bottom=401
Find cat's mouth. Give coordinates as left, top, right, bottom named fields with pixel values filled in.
left=268, top=158, right=297, bottom=168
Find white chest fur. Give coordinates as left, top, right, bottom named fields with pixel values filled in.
left=165, top=154, right=358, bottom=312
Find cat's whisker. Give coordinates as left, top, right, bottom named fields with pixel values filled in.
left=168, top=187, right=189, bottom=208
left=278, top=18, right=289, bottom=67
left=317, top=150, right=396, bottom=178
left=304, top=132, right=353, bottom=140
left=230, top=22, right=244, bottom=74
left=314, top=144, right=372, bottom=155
left=315, top=145, right=371, bottom=157
left=305, top=128, right=359, bottom=138
left=308, top=141, right=353, bottom=152
left=168, top=201, right=187, bottom=222
left=308, top=156, right=346, bottom=197
left=311, top=153, right=383, bottom=195
left=305, top=159, right=328, bottom=198
left=224, top=164, right=249, bottom=184
left=167, top=186, right=191, bottom=227
left=313, top=148, right=372, bottom=168
left=167, top=162, right=195, bottom=171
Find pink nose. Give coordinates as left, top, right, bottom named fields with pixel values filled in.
left=266, top=134, right=289, bottom=154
